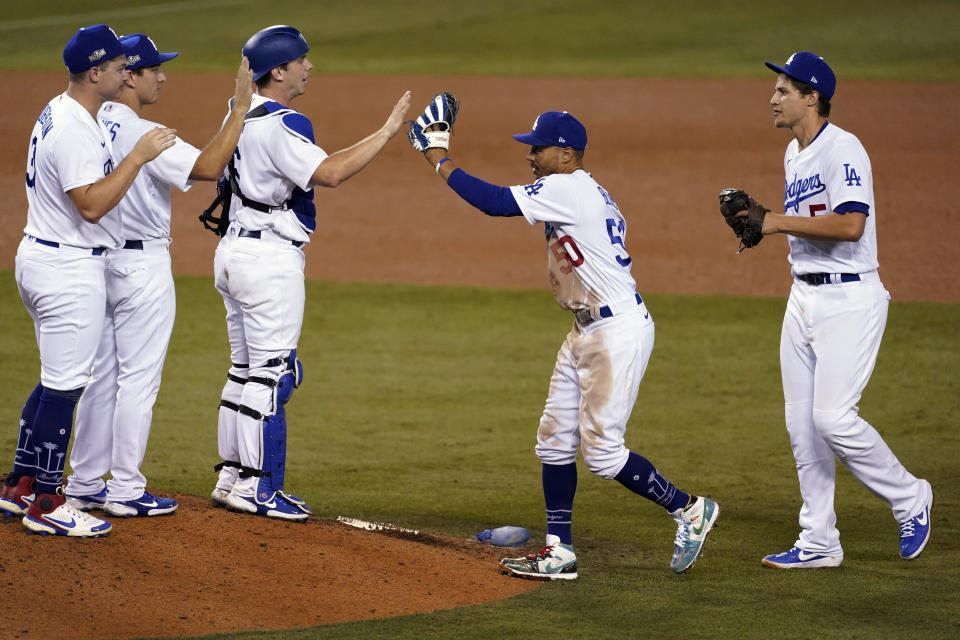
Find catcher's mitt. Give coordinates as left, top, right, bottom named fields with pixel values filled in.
left=408, top=92, right=460, bottom=152
left=718, top=188, right=769, bottom=252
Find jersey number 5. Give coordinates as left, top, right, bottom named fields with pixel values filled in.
left=606, top=217, right=632, bottom=267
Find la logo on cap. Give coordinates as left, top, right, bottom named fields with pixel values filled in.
left=532, top=115, right=540, bottom=130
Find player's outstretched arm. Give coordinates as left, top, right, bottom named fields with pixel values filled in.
left=68, top=127, right=176, bottom=222
left=189, top=57, right=254, bottom=181
left=763, top=210, right=866, bottom=241
left=309, top=90, right=412, bottom=188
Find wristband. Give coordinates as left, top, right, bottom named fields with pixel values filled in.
left=435, top=157, right=450, bottom=174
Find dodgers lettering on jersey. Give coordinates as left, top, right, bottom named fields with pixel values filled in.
left=228, top=94, right=327, bottom=243
left=24, top=93, right=122, bottom=248
left=509, top=170, right=637, bottom=310
left=99, top=102, right=202, bottom=240
left=782, top=123, right=878, bottom=275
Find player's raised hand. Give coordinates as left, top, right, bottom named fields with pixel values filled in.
left=233, top=56, right=254, bottom=111
left=381, top=90, right=412, bottom=138
left=131, top=127, right=177, bottom=164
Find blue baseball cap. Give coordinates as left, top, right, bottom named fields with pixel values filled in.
left=765, top=51, right=836, bottom=101
left=120, top=34, right=178, bottom=71
left=63, top=24, right=123, bottom=73
left=512, top=111, right=587, bottom=151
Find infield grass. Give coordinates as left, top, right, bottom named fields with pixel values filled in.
left=1, top=274, right=957, bottom=640
left=0, top=0, right=958, bottom=81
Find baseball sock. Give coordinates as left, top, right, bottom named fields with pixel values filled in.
left=542, top=462, right=577, bottom=545
left=11, top=382, right=43, bottom=477
left=614, top=451, right=689, bottom=513
left=31, top=386, right=83, bottom=496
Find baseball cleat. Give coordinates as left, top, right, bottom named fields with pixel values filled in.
left=103, top=491, right=178, bottom=517
left=761, top=547, right=842, bottom=569
left=899, top=480, right=933, bottom=560
left=670, top=496, right=719, bottom=573
left=499, top=542, right=578, bottom=581
left=225, top=491, right=310, bottom=522
left=0, top=474, right=35, bottom=517
left=22, top=492, right=112, bottom=537
left=210, top=487, right=231, bottom=507
left=65, top=488, right=108, bottom=512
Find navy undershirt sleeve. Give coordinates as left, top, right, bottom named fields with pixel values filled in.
left=835, top=201, right=870, bottom=215
left=446, top=168, right=522, bottom=217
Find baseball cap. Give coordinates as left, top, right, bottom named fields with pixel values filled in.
left=63, top=24, right=123, bottom=73
left=120, top=34, right=178, bottom=71
left=765, top=51, right=836, bottom=101
left=512, top=111, right=587, bottom=151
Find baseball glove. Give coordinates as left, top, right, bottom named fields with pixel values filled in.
left=407, top=92, right=460, bottom=152
left=718, top=188, right=769, bottom=252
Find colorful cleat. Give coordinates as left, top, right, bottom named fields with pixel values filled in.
left=22, top=492, right=112, bottom=537
left=0, top=474, right=35, bottom=517
left=225, top=490, right=310, bottom=522
left=499, top=542, right=578, bottom=581
left=761, top=547, right=842, bottom=569
left=899, top=480, right=933, bottom=560
left=670, top=496, right=720, bottom=573
left=65, top=488, right=108, bottom=512
left=103, top=491, right=178, bottom=517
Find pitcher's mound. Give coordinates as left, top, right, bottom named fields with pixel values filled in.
left=0, top=493, right=539, bottom=639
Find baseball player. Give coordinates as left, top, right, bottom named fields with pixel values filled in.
left=722, top=52, right=932, bottom=568
left=0, top=25, right=175, bottom=536
left=62, top=35, right=253, bottom=518
left=408, top=98, right=719, bottom=579
left=209, top=25, right=411, bottom=521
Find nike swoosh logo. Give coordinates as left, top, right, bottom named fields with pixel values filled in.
left=797, top=550, right=821, bottom=561
left=45, top=515, right=77, bottom=528
left=136, top=498, right=159, bottom=508
left=916, top=509, right=928, bottom=526
left=543, top=559, right=570, bottom=572
left=262, top=500, right=278, bottom=509
left=643, top=313, right=650, bottom=320
left=692, top=515, right=705, bottom=535
left=101, top=142, right=106, bottom=147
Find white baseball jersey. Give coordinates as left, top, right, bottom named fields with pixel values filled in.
left=782, top=122, right=878, bottom=275
left=99, top=101, right=201, bottom=239
left=510, top=170, right=637, bottom=312
left=24, top=93, right=121, bottom=248
left=228, top=94, right=328, bottom=243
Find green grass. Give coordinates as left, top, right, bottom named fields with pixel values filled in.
left=0, top=0, right=958, bottom=80
left=1, top=273, right=958, bottom=639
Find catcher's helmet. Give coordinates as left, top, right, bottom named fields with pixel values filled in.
left=242, top=25, right=309, bottom=82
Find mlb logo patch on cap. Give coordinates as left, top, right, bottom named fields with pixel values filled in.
left=764, top=51, right=837, bottom=100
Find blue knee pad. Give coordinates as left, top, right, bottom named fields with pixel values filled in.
left=276, top=349, right=303, bottom=406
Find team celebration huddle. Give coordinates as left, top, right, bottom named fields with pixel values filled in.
left=0, top=23, right=933, bottom=581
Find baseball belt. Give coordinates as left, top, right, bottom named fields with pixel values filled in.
left=573, top=293, right=643, bottom=327
left=796, top=273, right=861, bottom=286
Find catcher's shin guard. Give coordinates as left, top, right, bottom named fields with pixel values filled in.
left=239, top=350, right=303, bottom=500
left=216, top=363, right=247, bottom=487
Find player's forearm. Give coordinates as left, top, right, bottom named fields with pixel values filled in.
left=765, top=211, right=866, bottom=241
left=189, top=107, right=246, bottom=181
left=67, top=157, right=145, bottom=222
left=310, top=127, right=392, bottom=188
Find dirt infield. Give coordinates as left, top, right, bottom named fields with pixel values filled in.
left=0, top=72, right=957, bottom=302
left=0, top=72, right=956, bottom=640
left=1, top=493, right=538, bottom=640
